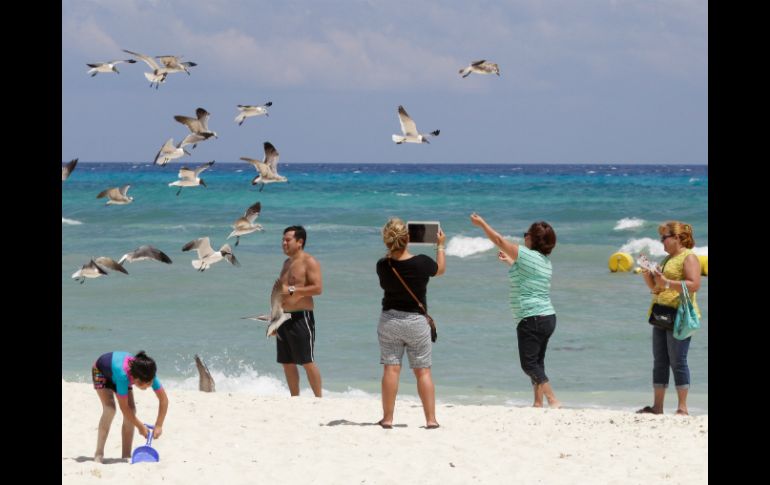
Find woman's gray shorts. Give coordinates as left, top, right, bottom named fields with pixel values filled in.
left=377, top=309, right=432, bottom=368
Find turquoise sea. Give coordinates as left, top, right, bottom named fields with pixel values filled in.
left=62, top=163, right=708, bottom=414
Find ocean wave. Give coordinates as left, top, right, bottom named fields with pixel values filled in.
left=161, top=365, right=376, bottom=399
left=446, top=235, right=496, bottom=257
left=618, top=237, right=667, bottom=256
left=62, top=217, right=83, bottom=225
left=613, top=217, right=645, bottom=231
left=618, top=238, right=708, bottom=257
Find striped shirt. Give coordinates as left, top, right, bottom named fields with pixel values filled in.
left=508, top=246, right=555, bottom=322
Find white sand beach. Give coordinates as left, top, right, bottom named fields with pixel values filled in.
left=62, top=381, right=707, bottom=484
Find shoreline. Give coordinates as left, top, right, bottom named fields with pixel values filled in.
left=63, top=381, right=708, bottom=484
left=60, top=375, right=709, bottom=416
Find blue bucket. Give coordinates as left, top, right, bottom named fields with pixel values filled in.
left=131, top=424, right=160, bottom=464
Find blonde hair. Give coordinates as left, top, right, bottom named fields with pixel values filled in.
left=382, top=218, right=409, bottom=254
left=658, top=221, right=695, bottom=249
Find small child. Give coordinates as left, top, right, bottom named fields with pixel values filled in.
left=91, top=351, right=169, bottom=462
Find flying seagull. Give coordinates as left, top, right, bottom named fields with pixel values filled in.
left=174, top=107, right=218, bottom=149
left=86, top=59, right=137, bottom=77
left=96, top=185, right=133, bottom=205
left=156, top=54, right=197, bottom=75
left=62, top=158, right=78, bottom=181
left=240, top=142, right=286, bottom=191
left=392, top=105, right=440, bottom=144
left=459, top=59, right=500, bottom=78
left=153, top=138, right=190, bottom=166
left=71, top=257, right=128, bottom=284
left=122, top=49, right=168, bottom=89
left=234, top=102, right=272, bottom=126
left=181, top=236, right=240, bottom=271
left=227, top=201, right=263, bottom=246
left=194, top=354, right=215, bottom=392
left=168, top=160, right=214, bottom=196
left=118, top=245, right=173, bottom=265
left=248, top=279, right=292, bottom=338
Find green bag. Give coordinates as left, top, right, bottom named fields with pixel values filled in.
left=674, top=282, right=700, bottom=340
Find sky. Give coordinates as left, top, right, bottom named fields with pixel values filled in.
left=62, top=0, right=708, bottom=164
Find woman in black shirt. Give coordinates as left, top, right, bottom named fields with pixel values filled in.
left=375, top=217, right=446, bottom=429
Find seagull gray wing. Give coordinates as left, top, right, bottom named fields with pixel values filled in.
left=196, top=108, right=211, bottom=131
left=194, top=160, right=215, bottom=176
left=194, top=354, right=216, bottom=392
left=263, top=142, right=280, bottom=174
left=86, top=259, right=109, bottom=276
left=119, top=185, right=131, bottom=197
left=174, top=114, right=203, bottom=133
left=180, top=133, right=212, bottom=147
left=96, top=187, right=119, bottom=199
left=269, top=279, right=285, bottom=321
left=120, top=245, right=173, bottom=265
left=182, top=237, right=214, bottom=259
left=219, top=244, right=240, bottom=266
left=240, top=157, right=262, bottom=168
left=471, top=59, right=487, bottom=66
left=122, top=49, right=161, bottom=70
left=94, top=257, right=128, bottom=274
left=243, top=201, right=261, bottom=222
left=62, top=158, right=78, bottom=181
left=397, top=106, right=418, bottom=136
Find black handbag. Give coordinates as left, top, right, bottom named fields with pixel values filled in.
left=649, top=303, right=677, bottom=331
left=648, top=255, right=676, bottom=331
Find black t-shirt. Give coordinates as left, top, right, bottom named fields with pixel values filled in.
left=376, top=255, right=438, bottom=312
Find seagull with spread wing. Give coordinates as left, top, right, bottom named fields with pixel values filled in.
left=243, top=279, right=292, bottom=338
left=227, top=201, right=263, bottom=246
left=181, top=236, right=240, bottom=272
left=118, top=245, right=173, bottom=265
left=392, top=105, right=440, bottom=144
left=71, top=257, right=128, bottom=284
left=240, top=142, right=286, bottom=191
left=175, top=107, right=218, bottom=149
left=122, top=49, right=168, bottom=89
left=86, top=59, right=137, bottom=77
left=62, top=158, right=78, bottom=181
left=96, top=185, right=133, bottom=205
left=234, top=101, right=272, bottom=126
left=459, top=59, right=500, bottom=78
left=168, top=160, right=214, bottom=196
left=153, top=138, right=190, bottom=166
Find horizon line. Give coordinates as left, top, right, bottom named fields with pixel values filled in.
left=64, top=160, right=709, bottom=166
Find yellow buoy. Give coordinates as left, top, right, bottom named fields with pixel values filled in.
left=608, top=252, right=634, bottom=272
left=698, top=255, right=708, bottom=276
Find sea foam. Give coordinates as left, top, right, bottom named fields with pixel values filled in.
left=613, top=217, right=645, bottom=230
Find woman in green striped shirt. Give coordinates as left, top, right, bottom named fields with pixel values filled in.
left=470, top=213, right=560, bottom=408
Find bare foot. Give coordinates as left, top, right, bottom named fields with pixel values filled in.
left=94, top=455, right=104, bottom=464
left=533, top=402, right=544, bottom=408
left=675, top=409, right=689, bottom=416
left=548, top=399, right=562, bottom=409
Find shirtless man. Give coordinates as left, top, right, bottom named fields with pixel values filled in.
left=276, top=226, right=323, bottom=397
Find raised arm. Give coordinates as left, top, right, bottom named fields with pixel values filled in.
left=434, top=228, right=446, bottom=276
left=470, top=213, right=519, bottom=262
